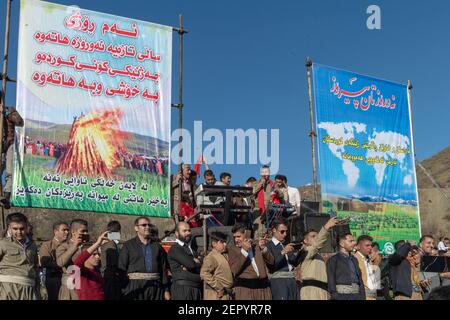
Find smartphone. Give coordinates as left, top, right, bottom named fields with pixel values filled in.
left=291, top=243, right=302, bottom=250
left=108, top=232, right=121, bottom=242
left=81, top=234, right=90, bottom=242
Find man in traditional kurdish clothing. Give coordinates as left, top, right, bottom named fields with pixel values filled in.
left=119, top=217, right=170, bottom=300
left=0, top=213, right=39, bottom=300
left=101, top=220, right=123, bottom=300
left=0, top=107, right=24, bottom=209
left=300, top=217, right=338, bottom=300
left=39, top=221, right=69, bottom=300
left=168, top=222, right=203, bottom=300
left=326, top=233, right=366, bottom=300
left=200, top=231, right=233, bottom=300
left=56, top=219, right=89, bottom=300
left=389, top=241, right=430, bottom=300
left=354, top=235, right=379, bottom=300
left=228, top=223, right=274, bottom=300
left=266, top=219, right=303, bottom=300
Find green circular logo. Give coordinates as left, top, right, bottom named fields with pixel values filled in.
left=383, top=242, right=395, bottom=254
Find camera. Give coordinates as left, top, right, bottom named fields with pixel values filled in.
left=80, top=234, right=90, bottom=243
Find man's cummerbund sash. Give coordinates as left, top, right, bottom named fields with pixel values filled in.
left=0, top=275, right=35, bottom=287
left=128, top=273, right=160, bottom=280
left=235, top=277, right=270, bottom=289
left=173, top=279, right=202, bottom=288
left=269, top=271, right=295, bottom=279
left=336, top=283, right=360, bottom=294
left=205, top=283, right=233, bottom=293
left=302, top=279, right=328, bottom=291
left=365, top=288, right=377, bottom=298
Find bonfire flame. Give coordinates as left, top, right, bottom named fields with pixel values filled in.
left=56, top=108, right=130, bottom=178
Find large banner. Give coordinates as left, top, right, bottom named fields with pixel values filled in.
left=12, top=0, right=172, bottom=217
left=313, top=64, right=421, bottom=253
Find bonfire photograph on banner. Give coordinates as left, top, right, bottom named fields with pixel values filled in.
left=11, top=0, right=172, bottom=217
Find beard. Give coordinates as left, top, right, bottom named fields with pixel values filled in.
left=179, top=234, right=191, bottom=243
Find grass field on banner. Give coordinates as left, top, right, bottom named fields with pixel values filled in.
left=335, top=203, right=420, bottom=252
left=12, top=154, right=170, bottom=217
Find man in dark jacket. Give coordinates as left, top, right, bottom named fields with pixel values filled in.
left=266, top=218, right=303, bottom=300
left=388, top=240, right=428, bottom=300
left=326, top=233, right=365, bottom=300
left=119, top=217, right=170, bottom=300
left=167, top=221, right=202, bottom=300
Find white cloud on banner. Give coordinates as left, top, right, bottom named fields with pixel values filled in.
left=317, top=121, right=367, bottom=187
left=367, top=130, right=410, bottom=186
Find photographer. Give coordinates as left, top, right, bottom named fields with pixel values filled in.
left=266, top=219, right=303, bottom=300
left=73, top=231, right=110, bottom=300
left=389, top=240, right=431, bottom=300
left=270, top=175, right=289, bottom=205
left=228, top=223, right=275, bottom=300
left=56, top=219, right=90, bottom=300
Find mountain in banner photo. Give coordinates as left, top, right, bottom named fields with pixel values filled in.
left=24, top=118, right=169, bottom=157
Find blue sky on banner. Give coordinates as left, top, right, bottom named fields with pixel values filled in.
left=2, top=0, right=449, bottom=187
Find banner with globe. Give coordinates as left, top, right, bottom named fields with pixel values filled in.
left=11, top=0, right=172, bottom=217
left=312, top=64, right=421, bottom=253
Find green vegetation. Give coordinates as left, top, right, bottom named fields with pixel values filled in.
left=12, top=154, right=170, bottom=217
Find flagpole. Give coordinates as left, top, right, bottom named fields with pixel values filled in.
left=171, top=15, right=188, bottom=224
left=0, top=0, right=13, bottom=231
left=306, top=57, right=319, bottom=202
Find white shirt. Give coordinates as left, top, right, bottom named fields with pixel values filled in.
left=240, top=248, right=260, bottom=277
left=288, top=186, right=301, bottom=211
left=356, top=251, right=377, bottom=290
left=176, top=239, right=194, bottom=256
left=271, top=237, right=293, bottom=271
left=438, top=241, right=449, bottom=251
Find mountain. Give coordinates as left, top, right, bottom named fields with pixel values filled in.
left=298, top=145, right=450, bottom=236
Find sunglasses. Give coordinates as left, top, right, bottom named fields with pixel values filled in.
left=138, top=224, right=152, bottom=228
left=279, top=230, right=288, bottom=234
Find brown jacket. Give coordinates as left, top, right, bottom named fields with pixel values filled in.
left=39, top=238, right=63, bottom=272
left=55, top=241, right=83, bottom=300
left=227, top=244, right=274, bottom=280
left=200, top=248, right=233, bottom=300
left=0, top=236, right=38, bottom=281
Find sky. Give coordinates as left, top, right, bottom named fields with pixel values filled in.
left=1, top=0, right=449, bottom=188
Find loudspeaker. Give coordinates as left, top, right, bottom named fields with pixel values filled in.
left=300, top=201, right=320, bottom=215
left=287, top=214, right=305, bottom=243
left=191, top=226, right=234, bottom=253
left=304, top=213, right=334, bottom=253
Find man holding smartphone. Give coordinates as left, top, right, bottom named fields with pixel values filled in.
left=266, top=219, right=303, bottom=300
left=56, top=219, right=89, bottom=300
left=228, top=223, right=275, bottom=300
